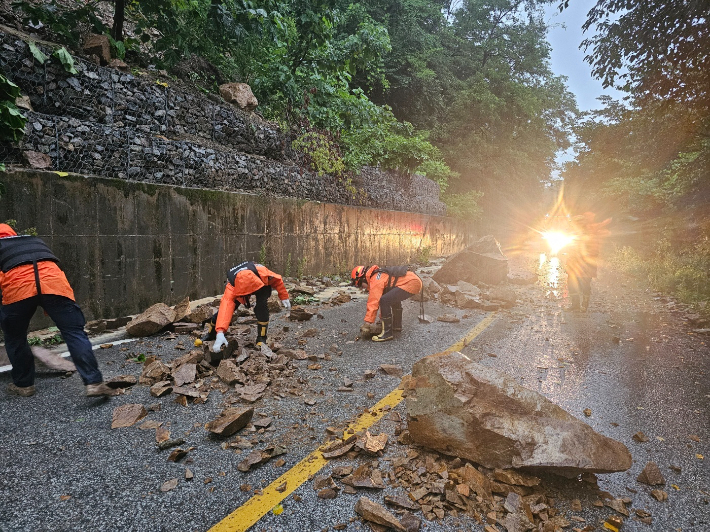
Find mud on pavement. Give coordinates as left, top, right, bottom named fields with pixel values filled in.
left=1, top=253, right=708, bottom=532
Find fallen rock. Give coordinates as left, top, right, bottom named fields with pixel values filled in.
left=637, top=462, right=665, bottom=486
left=172, top=297, right=191, bottom=322
left=380, top=364, right=403, bottom=377
left=289, top=307, right=314, bottom=321
left=23, top=150, right=52, bottom=169
left=354, top=497, right=406, bottom=531
left=216, top=359, right=244, bottom=385
left=139, top=360, right=171, bottom=385
left=82, top=34, right=111, bottom=64
left=651, top=489, right=668, bottom=501
left=237, top=445, right=286, bottom=471
left=330, top=291, right=352, bottom=305
left=150, top=381, right=173, bottom=397
left=632, top=431, right=649, bottom=442
left=111, top=404, right=147, bottom=429
left=404, top=351, right=633, bottom=473
left=432, top=235, right=508, bottom=286
left=493, top=469, right=541, bottom=487
left=219, top=82, right=258, bottom=111
left=106, top=375, right=137, bottom=388
left=185, top=304, right=215, bottom=324
left=160, top=478, right=178, bottom=492
left=127, top=303, right=176, bottom=337
left=205, top=407, right=254, bottom=437
left=172, top=363, right=197, bottom=386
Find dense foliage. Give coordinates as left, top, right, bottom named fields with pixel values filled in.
left=562, top=0, right=710, bottom=310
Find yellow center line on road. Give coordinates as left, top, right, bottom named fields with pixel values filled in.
left=209, top=311, right=498, bottom=532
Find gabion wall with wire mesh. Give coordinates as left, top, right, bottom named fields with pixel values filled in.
left=0, top=30, right=446, bottom=215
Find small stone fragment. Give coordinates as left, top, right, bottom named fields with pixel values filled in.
left=205, top=407, right=254, bottom=437
left=156, top=426, right=170, bottom=443
left=379, top=364, right=403, bottom=377
left=157, top=438, right=185, bottom=451
left=637, top=462, right=665, bottom=486
left=106, top=375, right=137, bottom=388
left=160, top=478, right=178, bottom=492
left=172, top=363, right=197, bottom=386
left=354, top=497, right=405, bottom=531
left=583, top=408, right=592, bottom=417
left=167, top=448, right=188, bottom=462
left=632, top=431, right=649, bottom=443
left=150, top=381, right=173, bottom=397
left=185, top=468, right=194, bottom=480
left=605, top=514, right=623, bottom=530
left=111, top=404, right=147, bottom=429
left=650, top=489, right=668, bottom=502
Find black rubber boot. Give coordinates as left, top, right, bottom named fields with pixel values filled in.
left=255, top=321, right=269, bottom=347
left=392, top=306, right=403, bottom=332
left=201, top=314, right=217, bottom=341
left=581, top=295, right=590, bottom=311
left=565, top=295, right=581, bottom=312
left=373, top=317, right=394, bottom=342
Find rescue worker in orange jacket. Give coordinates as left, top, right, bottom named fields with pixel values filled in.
left=208, top=261, right=291, bottom=352
left=351, top=265, right=422, bottom=342
left=0, top=224, right=115, bottom=397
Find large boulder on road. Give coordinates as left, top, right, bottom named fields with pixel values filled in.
left=403, top=351, right=632, bottom=474
left=433, top=235, right=508, bottom=285
left=126, top=303, right=176, bottom=337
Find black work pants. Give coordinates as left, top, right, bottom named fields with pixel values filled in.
left=378, top=287, right=412, bottom=319
left=210, top=285, right=273, bottom=325
left=1, top=294, right=103, bottom=387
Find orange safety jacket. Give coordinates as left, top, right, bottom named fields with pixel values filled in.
left=0, top=224, right=75, bottom=305
left=215, top=263, right=289, bottom=332
left=363, top=266, right=422, bottom=323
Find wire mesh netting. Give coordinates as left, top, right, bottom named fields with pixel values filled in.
left=0, top=30, right=446, bottom=214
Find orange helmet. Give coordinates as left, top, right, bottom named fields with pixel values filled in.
left=351, top=265, right=367, bottom=286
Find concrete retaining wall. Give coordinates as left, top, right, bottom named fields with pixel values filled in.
left=0, top=170, right=473, bottom=321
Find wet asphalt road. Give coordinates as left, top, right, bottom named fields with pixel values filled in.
left=0, top=252, right=708, bottom=532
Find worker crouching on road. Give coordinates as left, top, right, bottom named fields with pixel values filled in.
left=0, top=224, right=115, bottom=397
left=351, top=265, right=423, bottom=342
left=207, top=261, right=291, bottom=353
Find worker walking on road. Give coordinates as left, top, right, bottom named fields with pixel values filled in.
left=351, top=265, right=422, bottom=342
left=207, top=261, right=291, bottom=352
left=0, top=224, right=115, bottom=397
left=565, top=212, right=610, bottom=312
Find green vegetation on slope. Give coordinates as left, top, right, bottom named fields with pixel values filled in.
left=10, top=0, right=575, bottom=222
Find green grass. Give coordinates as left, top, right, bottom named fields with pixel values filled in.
left=610, top=238, right=710, bottom=314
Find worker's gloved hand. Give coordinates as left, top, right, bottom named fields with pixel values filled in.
left=211, top=332, right=228, bottom=353
left=281, top=299, right=291, bottom=309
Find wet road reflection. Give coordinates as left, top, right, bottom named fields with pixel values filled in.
left=538, top=253, right=563, bottom=299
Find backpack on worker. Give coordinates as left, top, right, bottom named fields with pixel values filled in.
left=373, top=265, right=410, bottom=292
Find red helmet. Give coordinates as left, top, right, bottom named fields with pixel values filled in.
left=351, top=265, right=367, bottom=286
